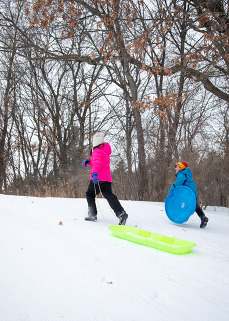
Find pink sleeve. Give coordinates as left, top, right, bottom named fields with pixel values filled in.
left=92, top=149, right=102, bottom=173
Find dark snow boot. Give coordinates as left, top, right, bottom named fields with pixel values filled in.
left=85, top=215, right=97, bottom=222
left=118, top=212, right=128, bottom=225
left=200, top=216, right=208, bottom=228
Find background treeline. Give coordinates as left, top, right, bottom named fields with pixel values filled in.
left=0, top=0, right=228, bottom=206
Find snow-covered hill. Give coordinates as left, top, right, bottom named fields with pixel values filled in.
left=0, top=194, right=228, bottom=321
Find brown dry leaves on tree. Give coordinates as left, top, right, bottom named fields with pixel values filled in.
left=25, top=0, right=229, bottom=102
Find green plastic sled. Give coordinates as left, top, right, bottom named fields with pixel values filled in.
left=108, top=225, right=196, bottom=254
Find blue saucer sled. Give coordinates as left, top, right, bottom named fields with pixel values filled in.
left=165, top=186, right=196, bottom=224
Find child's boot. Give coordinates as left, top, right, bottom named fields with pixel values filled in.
left=200, top=215, right=209, bottom=228
left=85, top=208, right=97, bottom=221
left=196, top=204, right=208, bottom=228
left=85, top=215, right=97, bottom=221
left=118, top=211, right=128, bottom=225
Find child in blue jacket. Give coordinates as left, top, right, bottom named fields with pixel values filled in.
left=170, top=161, right=208, bottom=228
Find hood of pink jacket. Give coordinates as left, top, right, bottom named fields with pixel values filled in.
left=89, top=143, right=112, bottom=182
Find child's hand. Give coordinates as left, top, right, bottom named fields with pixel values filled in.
left=92, top=172, right=99, bottom=184
left=82, top=159, right=90, bottom=167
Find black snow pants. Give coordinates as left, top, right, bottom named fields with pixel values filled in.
left=195, top=202, right=205, bottom=218
left=86, top=181, right=125, bottom=217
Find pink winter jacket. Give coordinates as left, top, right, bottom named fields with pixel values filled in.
left=89, top=143, right=112, bottom=182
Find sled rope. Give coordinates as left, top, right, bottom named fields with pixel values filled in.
left=94, top=183, right=108, bottom=225
left=94, top=183, right=119, bottom=223
left=98, top=182, right=119, bottom=221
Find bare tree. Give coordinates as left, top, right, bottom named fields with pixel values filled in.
left=0, top=0, right=25, bottom=191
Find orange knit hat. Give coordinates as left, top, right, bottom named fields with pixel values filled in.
left=176, top=161, right=189, bottom=170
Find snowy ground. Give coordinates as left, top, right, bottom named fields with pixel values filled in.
left=0, top=194, right=229, bottom=321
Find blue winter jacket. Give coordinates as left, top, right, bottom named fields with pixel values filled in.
left=170, top=168, right=198, bottom=198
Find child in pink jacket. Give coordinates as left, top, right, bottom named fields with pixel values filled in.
left=83, top=133, right=128, bottom=225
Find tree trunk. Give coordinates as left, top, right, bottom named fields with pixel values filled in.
left=0, top=49, right=15, bottom=191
